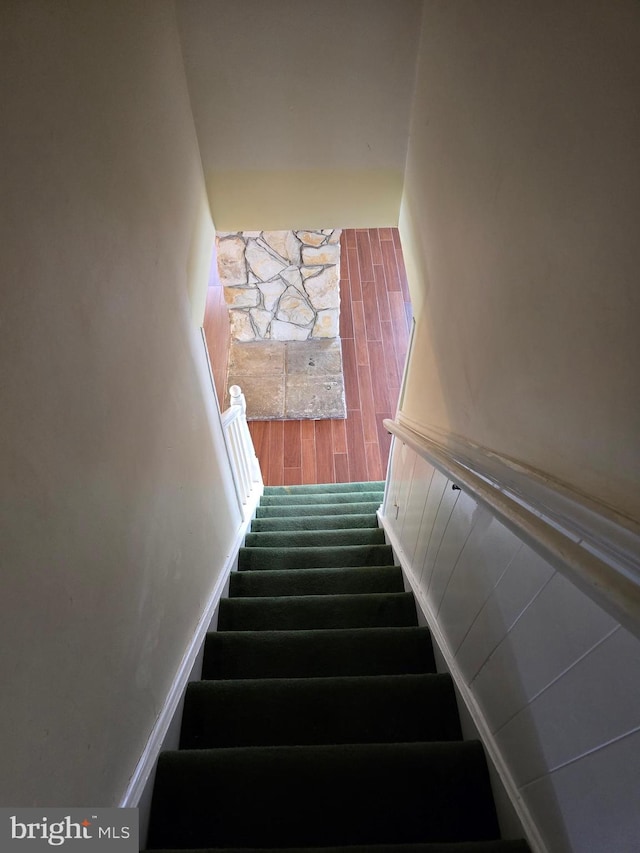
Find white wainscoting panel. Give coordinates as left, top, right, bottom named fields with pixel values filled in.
left=429, top=488, right=476, bottom=614
left=471, top=571, right=619, bottom=731
left=521, top=727, right=640, bottom=853
left=438, top=513, right=522, bottom=654
left=455, top=545, right=554, bottom=685
left=422, top=470, right=458, bottom=592
left=381, top=438, right=640, bottom=853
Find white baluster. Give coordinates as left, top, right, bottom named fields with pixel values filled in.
left=223, top=384, right=262, bottom=517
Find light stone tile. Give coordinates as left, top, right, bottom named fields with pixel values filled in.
left=216, top=235, right=247, bottom=285
left=276, top=286, right=315, bottom=327
left=228, top=341, right=285, bottom=375
left=313, top=309, right=340, bottom=337
left=301, top=265, right=323, bottom=280
left=302, top=243, right=340, bottom=266
left=223, top=285, right=259, bottom=308
left=281, top=267, right=304, bottom=290
left=222, top=229, right=341, bottom=345
left=227, top=339, right=345, bottom=420
left=296, top=230, right=327, bottom=247
left=256, top=236, right=291, bottom=263
left=285, top=231, right=302, bottom=266
left=286, top=339, right=342, bottom=375
left=245, top=238, right=287, bottom=281
left=285, top=373, right=346, bottom=419
left=250, top=308, right=272, bottom=338
left=261, top=230, right=290, bottom=262
left=228, top=373, right=285, bottom=419
left=261, top=230, right=302, bottom=266
left=303, top=267, right=340, bottom=309
left=271, top=319, right=311, bottom=341
left=257, top=278, right=286, bottom=312
left=229, top=310, right=255, bottom=341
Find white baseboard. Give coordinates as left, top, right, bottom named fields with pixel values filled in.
left=380, top=511, right=549, bottom=853
left=119, top=486, right=260, bottom=828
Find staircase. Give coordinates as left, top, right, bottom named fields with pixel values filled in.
left=145, top=481, right=530, bottom=853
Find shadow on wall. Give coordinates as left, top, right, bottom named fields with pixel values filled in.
left=398, top=0, right=640, bottom=524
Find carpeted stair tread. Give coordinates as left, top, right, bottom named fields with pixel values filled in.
left=239, top=543, right=394, bottom=570
left=230, top=565, right=405, bottom=597
left=202, top=627, right=436, bottom=679
left=244, top=527, right=386, bottom=549
left=255, top=501, right=382, bottom=518
left=259, top=490, right=383, bottom=506
left=218, top=592, right=418, bottom=631
left=180, top=673, right=462, bottom=749
left=145, top=483, right=530, bottom=853
left=250, top=513, right=380, bottom=532
left=147, top=741, right=500, bottom=849
left=143, top=843, right=531, bottom=853
left=262, top=481, right=385, bottom=495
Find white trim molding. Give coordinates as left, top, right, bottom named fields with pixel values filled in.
left=119, top=493, right=259, bottom=810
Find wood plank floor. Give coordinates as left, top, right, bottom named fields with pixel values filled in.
left=203, top=254, right=231, bottom=409
left=203, top=228, right=412, bottom=486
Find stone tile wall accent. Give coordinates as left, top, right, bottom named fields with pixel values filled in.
left=217, top=229, right=342, bottom=341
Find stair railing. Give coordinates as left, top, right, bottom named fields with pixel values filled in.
left=383, top=417, right=640, bottom=639
left=221, top=384, right=262, bottom=519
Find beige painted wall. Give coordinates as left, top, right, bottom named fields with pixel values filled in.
left=175, top=0, right=422, bottom=229
left=399, top=0, right=640, bottom=523
left=0, top=1, right=240, bottom=805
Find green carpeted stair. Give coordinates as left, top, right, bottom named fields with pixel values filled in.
left=229, top=565, right=404, bottom=597
left=145, top=481, right=530, bottom=853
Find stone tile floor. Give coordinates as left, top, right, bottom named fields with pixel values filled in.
left=227, top=339, right=346, bottom=420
